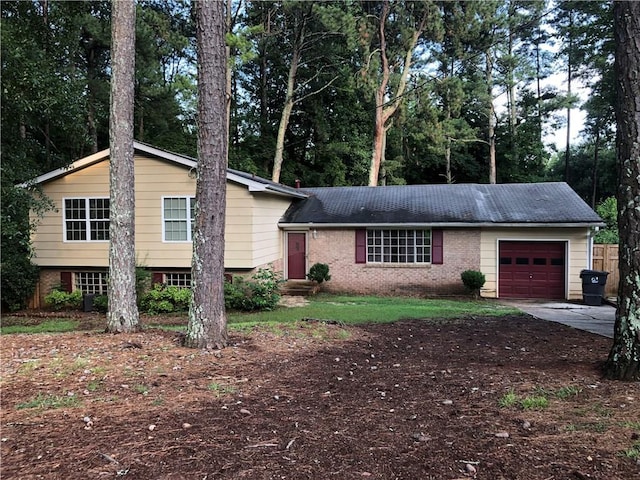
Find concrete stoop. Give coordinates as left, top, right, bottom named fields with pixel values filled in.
left=281, top=280, right=319, bottom=297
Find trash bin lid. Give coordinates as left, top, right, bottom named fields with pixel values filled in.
left=580, top=269, right=608, bottom=276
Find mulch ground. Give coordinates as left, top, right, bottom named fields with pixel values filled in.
left=1, top=313, right=639, bottom=479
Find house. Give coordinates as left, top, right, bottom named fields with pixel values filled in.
left=280, top=183, right=604, bottom=299
left=25, top=142, right=305, bottom=306
left=24, top=142, right=603, bottom=306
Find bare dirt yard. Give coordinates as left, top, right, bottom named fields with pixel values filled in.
left=1, top=313, right=639, bottom=479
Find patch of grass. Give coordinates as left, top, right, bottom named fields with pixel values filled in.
left=207, top=382, right=236, bottom=396
left=498, top=390, right=519, bottom=408
left=227, top=295, right=519, bottom=329
left=90, top=366, right=106, bottom=377
left=621, top=441, right=640, bottom=460
left=134, top=384, right=150, bottom=395
left=564, top=422, right=608, bottom=433
left=16, top=393, right=82, bottom=410
left=151, top=397, right=165, bottom=406
left=86, top=380, right=102, bottom=392
left=592, top=403, right=613, bottom=418
left=521, top=395, right=549, bottom=410
left=336, top=329, right=351, bottom=340
left=2, top=296, right=520, bottom=335
left=1, top=319, right=79, bottom=335
left=620, top=421, right=640, bottom=430
left=555, top=385, right=582, bottom=399
left=497, top=389, right=551, bottom=410
left=17, top=360, right=41, bottom=375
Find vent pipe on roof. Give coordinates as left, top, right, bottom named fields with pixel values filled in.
left=295, top=179, right=301, bottom=189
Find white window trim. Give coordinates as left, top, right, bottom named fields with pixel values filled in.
left=62, top=197, right=110, bottom=243
left=162, top=195, right=196, bottom=243
left=75, top=271, right=109, bottom=295
left=164, top=272, right=192, bottom=288
left=366, top=228, right=432, bottom=265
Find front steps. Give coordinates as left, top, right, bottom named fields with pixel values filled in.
left=281, top=280, right=319, bottom=296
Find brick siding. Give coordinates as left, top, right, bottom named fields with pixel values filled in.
left=307, top=228, right=481, bottom=296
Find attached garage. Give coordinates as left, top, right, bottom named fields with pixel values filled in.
left=498, top=241, right=566, bottom=299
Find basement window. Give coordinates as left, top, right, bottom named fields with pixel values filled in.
left=75, top=272, right=108, bottom=295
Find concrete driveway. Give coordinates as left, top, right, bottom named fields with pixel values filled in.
left=501, top=299, right=616, bottom=338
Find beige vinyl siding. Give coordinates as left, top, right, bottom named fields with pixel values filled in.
left=251, top=193, right=291, bottom=266
left=31, top=161, right=110, bottom=267
left=31, top=154, right=290, bottom=270
left=225, top=183, right=255, bottom=268
left=480, top=228, right=591, bottom=300
left=136, top=156, right=194, bottom=267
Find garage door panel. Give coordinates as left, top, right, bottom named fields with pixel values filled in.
left=499, top=241, right=566, bottom=299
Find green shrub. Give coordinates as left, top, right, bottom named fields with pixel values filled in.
left=225, top=268, right=282, bottom=311
left=93, top=295, right=108, bottom=313
left=1, top=255, right=39, bottom=311
left=135, top=266, right=152, bottom=299
left=307, top=263, right=331, bottom=283
left=461, top=270, right=486, bottom=297
left=140, top=284, right=191, bottom=314
left=44, top=289, right=83, bottom=310
left=139, top=268, right=282, bottom=314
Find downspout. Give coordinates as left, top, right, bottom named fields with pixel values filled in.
left=587, top=227, right=598, bottom=268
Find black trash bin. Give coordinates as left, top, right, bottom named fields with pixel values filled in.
left=579, top=270, right=609, bottom=306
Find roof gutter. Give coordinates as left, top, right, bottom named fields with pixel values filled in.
left=278, top=221, right=606, bottom=229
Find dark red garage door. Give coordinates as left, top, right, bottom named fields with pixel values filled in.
left=499, top=241, right=566, bottom=299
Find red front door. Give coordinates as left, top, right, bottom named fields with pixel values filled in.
left=287, top=233, right=306, bottom=279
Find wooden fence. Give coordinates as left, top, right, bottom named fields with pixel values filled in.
left=592, top=244, right=619, bottom=298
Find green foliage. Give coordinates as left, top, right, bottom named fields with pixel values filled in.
left=136, top=266, right=152, bottom=299
left=1, top=180, right=50, bottom=311
left=225, top=268, right=282, bottom=312
left=140, top=284, right=191, bottom=314
left=461, top=270, right=486, bottom=296
left=93, top=295, right=109, bottom=313
left=555, top=385, right=582, bottom=399
left=621, top=441, right=640, bottom=460
left=307, top=263, right=331, bottom=284
left=498, top=390, right=518, bottom=408
left=594, top=196, right=619, bottom=244
left=44, top=289, right=83, bottom=311
left=520, top=395, right=549, bottom=410
left=1, top=251, right=40, bottom=311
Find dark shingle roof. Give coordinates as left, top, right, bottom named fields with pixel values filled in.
left=280, top=182, right=603, bottom=226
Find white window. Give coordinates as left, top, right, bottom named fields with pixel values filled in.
left=64, top=198, right=110, bottom=241
left=75, top=272, right=108, bottom=295
left=165, top=272, right=192, bottom=288
left=367, top=229, right=431, bottom=264
left=163, top=197, right=196, bottom=241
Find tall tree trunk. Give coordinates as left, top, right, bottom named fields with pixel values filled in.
left=272, top=46, right=299, bottom=183
left=564, top=11, right=574, bottom=183
left=605, top=0, right=640, bottom=381
left=368, top=0, right=425, bottom=186
left=225, top=0, right=233, bottom=165
left=185, top=0, right=228, bottom=350
left=445, top=136, right=452, bottom=184
left=107, top=0, right=139, bottom=333
left=591, top=128, right=600, bottom=208
left=535, top=34, right=543, bottom=146
left=507, top=0, right=518, bottom=166
left=486, top=50, right=497, bottom=184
